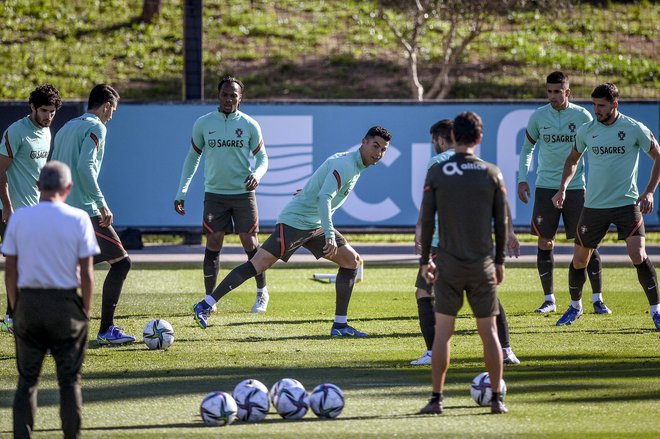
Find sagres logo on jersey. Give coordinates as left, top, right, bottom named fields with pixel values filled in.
left=618, top=131, right=626, bottom=140
left=568, top=122, right=576, bottom=133
left=235, top=128, right=243, bottom=138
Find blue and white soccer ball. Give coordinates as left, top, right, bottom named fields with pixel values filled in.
left=309, top=383, right=345, bottom=418
left=269, top=378, right=304, bottom=406
left=199, top=391, right=238, bottom=426
left=470, top=372, right=507, bottom=407
left=142, top=319, right=175, bottom=350
left=232, top=379, right=270, bottom=422
left=275, top=385, right=309, bottom=419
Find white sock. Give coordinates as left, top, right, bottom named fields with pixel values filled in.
left=334, top=315, right=347, bottom=325
left=571, top=300, right=583, bottom=310
left=204, top=296, right=217, bottom=307
left=650, top=304, right=660, bottom=314
left=592, top=293, right=603, bottom=303
left=545, top=294, right=555, bottom=303
left=257, top=287, right=268, bottom=297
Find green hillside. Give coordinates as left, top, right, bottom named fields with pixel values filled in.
left=0, top=0, right=657, bottom=101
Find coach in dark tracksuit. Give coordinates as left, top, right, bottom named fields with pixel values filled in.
left=3, top=161, right=99, bottom=439
left=418, top=111, right=509, bottom=415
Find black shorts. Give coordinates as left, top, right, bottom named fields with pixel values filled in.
left=203, top=192, right=258, bottom=235
left=415, top=247, right=438, bottom=293
left=433, top=253, right=500, bottom=318
left=261, top=223, right=347, bottom=262
left=531, top=188, right=584, bottom=239
left=92, top=218, right=128, bottom=264
left=575, top=205, right=645, bottom=249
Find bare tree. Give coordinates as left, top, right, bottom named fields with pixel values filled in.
left=138, top=0, right=162, bottom=24
left=377, top=0, right=563, bottom=100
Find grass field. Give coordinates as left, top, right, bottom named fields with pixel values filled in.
left=1, top=266, right=659, bottom=438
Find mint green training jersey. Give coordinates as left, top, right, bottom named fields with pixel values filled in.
left=576, top=113, right=657, bottom=209
left=427, top=149, right=455, bottom=248
left=518, top=102, right=592, bottom=190
left=176, top=110, right=267, bottom=199
left=0, top=116, right=51, bottom=210
left=278, top=150, right=366, bottom=239
left=51, top=113, right=107, bottom=217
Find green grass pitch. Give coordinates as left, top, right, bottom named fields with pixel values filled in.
left=1, top=266, right=659, bottom=438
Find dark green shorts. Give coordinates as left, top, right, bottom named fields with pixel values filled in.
left=203, top=192, right=258, bottom=235
left=433, top=253, right=500, bottom=318
left=91, top=219, right=128, bottom=264
left=531, top=188, right=584, bottom=239
left=575, top=205, right=644, bottom=249
left=261, top=223, right=347, bottom=262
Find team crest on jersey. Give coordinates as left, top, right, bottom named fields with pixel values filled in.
left=235, top=128, right=243, bottom=138
left=536, top=215, right=543, bottom=225
left=568, top=122, right=576, bottom=133
left=618, top=131, right=626, bottom=140
left=580, top=225, right=588, bottom=235
left=543, top=134, right=551, bottom=143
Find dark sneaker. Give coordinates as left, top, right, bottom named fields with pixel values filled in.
left=97, top=325, right=135, bottom=346
left=193, top=302, right=211, bottom=329
left=1, top=314, right=14, bottom=335
left=556, top=305, right=583, bottom=326
left=419, top=400, right=443, bottom=414
left=491, top=396, right=508, bottom=414
left=330, top=324, right=367, bottom=337
left=593, top=300, right=612, bottom=314
left=535, top=300, right=556, bottom=313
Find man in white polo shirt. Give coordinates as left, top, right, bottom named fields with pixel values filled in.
left=3, top=161, right=99, bottom=439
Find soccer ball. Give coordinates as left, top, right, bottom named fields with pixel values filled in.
left=232, top=379, right=270, bottom=422
left=470, top=372, right=507, bottom=407
left=309, top=383, right=345, bottom=418
left=199, top=391, right=238, bottom=426
left=269, top=378, right=304, bottom=406
left=142, top=319, right=175, bottom=350
left=275, top=385, right=309, bottom=419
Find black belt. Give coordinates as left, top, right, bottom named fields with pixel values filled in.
left=20, top=288, right=77, bottom=294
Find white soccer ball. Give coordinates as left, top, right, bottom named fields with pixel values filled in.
left=309, top=383, right=345, bottom=418
left=470, top=372, right=507, bottom=407
left=275, top=385, right=309, bottom=419
left=142, top=319, right=175, bottom=350
left=199, top=391, right=238, bottom=426
left=232, top=379, right=270, bottom=422
left=269, top=378, right=304, bottom=406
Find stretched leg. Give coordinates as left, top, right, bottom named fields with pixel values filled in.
left=627, top=236, right=660, bottom=329
left=412, top=284, right=435, bottom=365
left=193, top=248, right=278, bottom=329
left=496, top=300, right=519, bottom=365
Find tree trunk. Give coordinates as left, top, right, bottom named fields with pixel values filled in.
left=139, top=0, right=162, bottom=24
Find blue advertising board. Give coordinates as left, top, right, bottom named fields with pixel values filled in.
left=99, top=101, right=659, bottom=228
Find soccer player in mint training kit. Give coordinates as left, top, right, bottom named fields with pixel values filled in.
left=51, top=84, right=135, bottom=345
left=193, top=126, right=392, bottom=337
left=418, top=112, right=508, bottom=415
left=175, top=76, right=269, bottom=314
left=0, top=84, right=62, bottom=335
left=552, top=83, right=660, bottom=329
left=518, top=71, right=609, bottom=315
left=411, top=119, right=520, bottom=366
